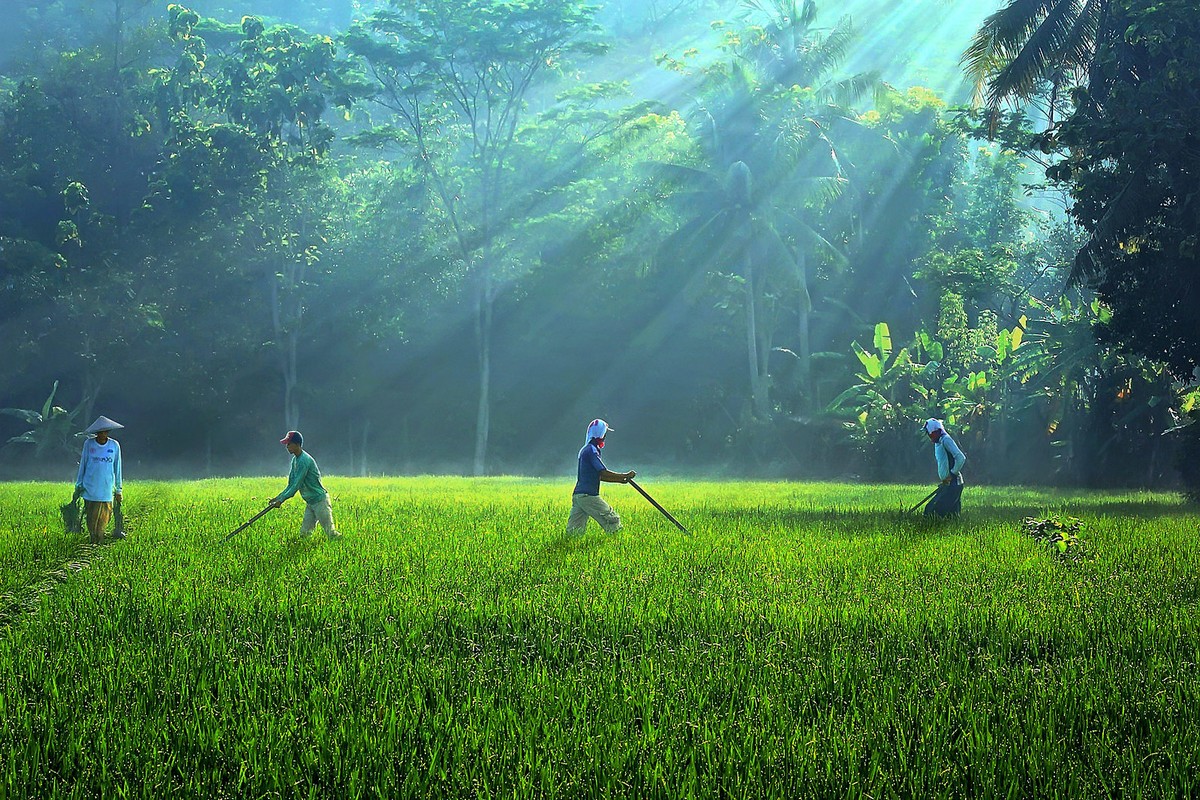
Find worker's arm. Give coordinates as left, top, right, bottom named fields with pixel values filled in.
left=270, top=459, right=307, bottom=506
left=600, top=469, right=636, bottom=483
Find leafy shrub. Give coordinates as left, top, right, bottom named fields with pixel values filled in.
left=1176, top=411, right=1200, bottom=503
left=1021, top=515, right=1087, bottom=561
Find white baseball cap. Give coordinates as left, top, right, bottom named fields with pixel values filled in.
left=923, top=418, right=945, bottom=434
left=586, top=418, right=613, bottom=441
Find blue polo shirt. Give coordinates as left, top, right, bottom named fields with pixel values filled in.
left=573, top=441, right=606, bottom=496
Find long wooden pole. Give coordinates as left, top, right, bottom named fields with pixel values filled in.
left=223, top=505, right=275, bottom=542
left=628, top=480, right=690, bottom=535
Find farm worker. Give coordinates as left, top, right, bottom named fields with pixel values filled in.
left=923, top=418, right=967, bottom=517
left=567, top=418, right=636, bottom=534
left=74, top=415, right=124, bottom=543
left=268, top=431, right=342, bottom=540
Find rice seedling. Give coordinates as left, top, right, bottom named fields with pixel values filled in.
left=0, top=478, right=1197, bottom=798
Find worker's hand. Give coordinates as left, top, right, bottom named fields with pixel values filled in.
left=941, top=476, right=952, bottom=486
left=624, top=470, right=637, bottom=482
left=114, top=492, right=122, bottom=503
left=268, top=498, right=282, bottom=508
left=72, top=486, right=83, bottom=501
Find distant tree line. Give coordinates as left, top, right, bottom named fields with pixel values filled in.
left=1, top=0, right=1196, bottom=493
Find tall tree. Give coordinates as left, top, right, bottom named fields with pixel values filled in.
left=0, top=20, right=171, bottom=419
left=654, top=0, right=864, bottom=419
left=733, top=0, right=873, bottom=410
left=962, top=0, right=1113, bottom=124
left=345, top=0, right=605, bottom=474
left=1053, top=0, right=1200, bottom=379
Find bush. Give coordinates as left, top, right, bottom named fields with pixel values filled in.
left=1176, top=411, right=1200, bottom=503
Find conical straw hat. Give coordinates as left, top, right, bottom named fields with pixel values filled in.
left=84, top=415, right=125, bottom=434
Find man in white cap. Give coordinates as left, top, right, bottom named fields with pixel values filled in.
left=268, top=431, right=342, bottom=540
left=922, top=418, right=967, bottom=517
left=74, top=416, right=124, bottom=543
left=567, top=418, right=636, bottom=535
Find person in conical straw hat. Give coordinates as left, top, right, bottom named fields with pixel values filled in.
left=922, top=418, right=967, bottom=517
left=566, top=418, right=636, bottom=535
left=74, top=416, right=125, bottom=543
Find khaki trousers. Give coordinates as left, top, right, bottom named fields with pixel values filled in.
left=300, top=495, right=338, bottom=538
left=84, top=501, right=112, bottom=543
left=567, top=493, right=621, bottom=534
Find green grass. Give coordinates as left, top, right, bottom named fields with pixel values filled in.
left=1, top=478, right=1198, bottom=798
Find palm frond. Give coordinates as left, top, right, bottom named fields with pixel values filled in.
left=806, top=17, right=855, bottom=82
left=820, top=71, right=880, bottom=107
left=643, top=161, right=723, bottom=190
left=984, top=0, right=1087, bottom=109
left=963, top=0, right=1058, bottom=103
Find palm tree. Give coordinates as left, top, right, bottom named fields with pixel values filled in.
left=737, top=0, right=877, bottom=103
left=653, top=64, right=788, bottom=420
left=654, top=1, right=876, bottom=420
left=735, top=0, right=870, bottom=409
left=963, top=0, right=1113, bottom=122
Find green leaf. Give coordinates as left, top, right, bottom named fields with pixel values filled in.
left=40, top=381, right=59, bottom=422
left=873, top=322, right=892, bottom=360
left=852, top=341, right=882, bottom=379
left=0, top=409, right=43, bottom=426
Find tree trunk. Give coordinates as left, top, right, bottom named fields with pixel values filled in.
left=360, top=418, right=370, bottom=477
left=269, top=267, right=302, bottom=431
left=744, top=255, right=769, bottom=419
left=796, top=249, right=813, bottom=411
left=473, top=273, right=493, bottom=476
left=284, top=320, right=300, bottom=431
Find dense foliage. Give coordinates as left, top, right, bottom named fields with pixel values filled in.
left=0, top=0, right=1194, bottom=488
left=966, top=0, right=1200, bottom=495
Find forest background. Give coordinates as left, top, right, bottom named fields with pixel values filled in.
left=1, top=0, right=1197, bottom=488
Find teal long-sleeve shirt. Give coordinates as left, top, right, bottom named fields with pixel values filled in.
left=275, top=450, right=328, bottom=505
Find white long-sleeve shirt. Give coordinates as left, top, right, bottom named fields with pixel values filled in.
left=934, top=433, right=966, bottom=484
left=75, top=437, right=122, bottom=502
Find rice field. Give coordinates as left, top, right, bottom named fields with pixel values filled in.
left=1, top=477, right=1198, bottom=798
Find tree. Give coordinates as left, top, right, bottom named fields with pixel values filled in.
left=962, top=0, right=1113, bottom=125
left=149, top=7, right=355, bottom=430
left=345, top=0, right=606, bottom=474
left=654, top=0, right=866, bottom=420
left=1055, top=0, right=1200, bottom=380
left=0, top=24, right=173, bottom=421
left=730, top=0, right=873, bottom=411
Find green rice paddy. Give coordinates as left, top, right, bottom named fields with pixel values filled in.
left=1, top=478, right=1198, bottom=798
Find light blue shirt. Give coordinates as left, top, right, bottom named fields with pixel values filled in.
left=934, top=433, right=967, bottom=484
left=75, top=437, right=123, bottom=502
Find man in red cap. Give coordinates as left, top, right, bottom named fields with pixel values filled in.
left=567, top=418, right=636, bottom=535
left=268, top=431, right=342, bottom=540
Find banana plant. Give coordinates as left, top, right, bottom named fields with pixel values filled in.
left=830, top=323, right=933, bottom=430
left=1, top=382, right=89, bottom=460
